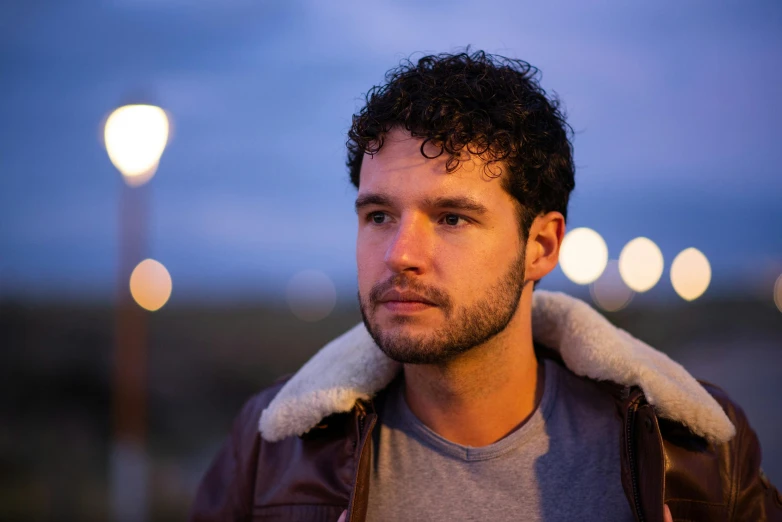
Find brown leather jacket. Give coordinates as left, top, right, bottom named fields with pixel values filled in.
left=189, top=355, right=782, bottom=522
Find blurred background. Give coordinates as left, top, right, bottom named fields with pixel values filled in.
left=2, top=1, right=781, bottom=520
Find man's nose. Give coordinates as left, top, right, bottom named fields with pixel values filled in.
left=384, top=214, right=432, bottom=275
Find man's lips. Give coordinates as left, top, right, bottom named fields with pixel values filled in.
left=377, top=289, right=437, bottom=306
left=379, top=300, right=435, bottom=313
left=376, top=289, right=438, bottom=313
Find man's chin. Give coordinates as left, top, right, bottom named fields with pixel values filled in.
left=372, top=317, right=447, bottom=346
left=376, top=341, right=444, bottom=365
left=367, top=325, right=453, bottom=365
left=361, top=305, right=453, bottom=363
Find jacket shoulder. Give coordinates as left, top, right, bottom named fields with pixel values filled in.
left=697, top=380, right=745, bottom=427
left=190, top=374, right=356, bottom=521
left=663, top=380, right=782, bottom=521
left=188, top=376, right=289, bottom=521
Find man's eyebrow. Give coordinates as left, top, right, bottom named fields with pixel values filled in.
left=354, top=193, right=489, bottom=215
left=355, top=193, right=394, bottom=213
left=423, top=196, right=489, bottom=215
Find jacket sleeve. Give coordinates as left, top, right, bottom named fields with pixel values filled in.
left=188, top=395, right=265, bottom=522
left=723, top=394, right=782, bottom=521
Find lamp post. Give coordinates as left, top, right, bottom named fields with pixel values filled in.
left=104, top=104, right=169, bottom=522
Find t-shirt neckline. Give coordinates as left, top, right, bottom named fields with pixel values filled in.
left=392, top=358, right=560, bottom=462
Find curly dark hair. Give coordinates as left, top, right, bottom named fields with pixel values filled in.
left=347, top=49, right=575, bottom=236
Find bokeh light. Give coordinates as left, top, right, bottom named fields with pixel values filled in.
left=286, top=269, right=337, bottom=322
left=559, top=227, right=609, bottom=285
left=104, top=105, right=170, bottom=186
left=129, top=259, right=172, bottom=311
left=670, top=248, right=711, bottom=301
left=590, top=260, right=634, bottom=312
left=618, top=237, right=664, bottom=292
left=774, top=274, right=782, bottom=314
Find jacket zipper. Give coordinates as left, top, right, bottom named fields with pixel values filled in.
left=347, top=406, right=368, bottom=522
left=626, top=398, right=644, bottom=522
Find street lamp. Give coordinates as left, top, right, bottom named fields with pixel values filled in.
left=104, top=104, right=169, bottom=522
left=105, top=104, right=170, bottom=186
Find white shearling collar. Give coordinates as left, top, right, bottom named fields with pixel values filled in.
left=259, top=290, right=735, bottom=444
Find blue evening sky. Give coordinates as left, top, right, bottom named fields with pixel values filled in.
left=1, top=0, right=781, bottom=303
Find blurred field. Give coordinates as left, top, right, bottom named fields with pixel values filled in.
left=1, top=296, right=780, bottom=521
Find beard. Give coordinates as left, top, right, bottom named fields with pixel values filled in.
left=358, top=248, right=526, bottom=365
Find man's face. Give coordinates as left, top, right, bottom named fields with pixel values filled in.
left=356, top=128, right=528, bottom=365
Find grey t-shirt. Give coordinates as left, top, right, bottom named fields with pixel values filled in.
left=365, top=359, right=634, bottom=521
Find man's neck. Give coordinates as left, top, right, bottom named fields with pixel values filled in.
left=401, top=294, right=541, bottom=447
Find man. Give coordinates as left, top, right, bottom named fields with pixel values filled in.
left=190, top=51, right=781, bottom=521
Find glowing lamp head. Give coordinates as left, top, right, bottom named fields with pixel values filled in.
left=129, top=259, right=172, bottom=311
left=104, top=104, right=170, bottom=186
left=670, top=248, right=711, bottom=301
left=618, top=237, right=664, bottom=293
left=559, top=227, right=609, bottom=285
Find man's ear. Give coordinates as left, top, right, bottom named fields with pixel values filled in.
left=524, top=212, right=566, bottom=283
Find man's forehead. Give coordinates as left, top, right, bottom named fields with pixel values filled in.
left=360, top=138, right=498, bottom=191
left=356, top=165, right=512, bottom=218
left=357, top=164, right=498, bottom=207
left=362, top=140, right=447, bottom=177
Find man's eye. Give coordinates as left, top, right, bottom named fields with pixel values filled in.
left=442, top=214, right=464, bottom=226
left=369, top=212, right=387, bottom=224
